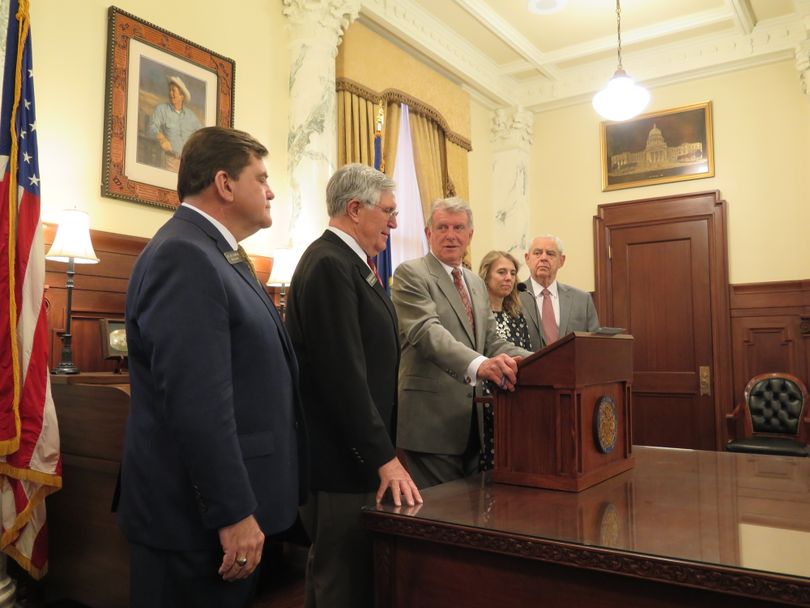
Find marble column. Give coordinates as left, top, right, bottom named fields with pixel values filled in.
left=796, top=36, right=810, bottom=97
left=490, top=106, right=534, bottom=261
left=281, top=0, right=360, bottom=252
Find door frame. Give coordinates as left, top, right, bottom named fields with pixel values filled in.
left=593, top=190, right=733, bottom=449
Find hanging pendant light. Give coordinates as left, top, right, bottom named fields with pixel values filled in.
left=592, top=0, right=650, bottom=121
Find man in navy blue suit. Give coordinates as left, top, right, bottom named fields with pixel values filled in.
left=119, top=127, right=306, bottom=607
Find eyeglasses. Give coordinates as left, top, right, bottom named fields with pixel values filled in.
left=371, top=203, right=399, bottom=219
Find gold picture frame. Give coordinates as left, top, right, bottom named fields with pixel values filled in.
left=102, top=6, right=235, bottom=209
left=600, top=101, right=714, bottom=192
left=99, top=318, right=127, bottom=360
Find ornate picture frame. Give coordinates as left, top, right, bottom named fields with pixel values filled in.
left=102, top=6, right=235, bottom=209
left=600, top=101, right=714, bottom=192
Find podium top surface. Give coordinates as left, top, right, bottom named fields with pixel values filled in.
left=517, top=331, right=633, bottom=387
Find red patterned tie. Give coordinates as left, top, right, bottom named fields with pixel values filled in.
left=541, top=288, right=559, bottom=344
left=452, top=267, right=475, bottom=331
left=367, top=256, right=383, bottom=287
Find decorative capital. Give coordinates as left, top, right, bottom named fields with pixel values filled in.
left=282, top=0, right=360, bottom=52
left=491, top=106, right=534, bottom=150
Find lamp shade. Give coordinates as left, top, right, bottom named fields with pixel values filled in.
left=267, top=248, right=298, bottom=285
left=592, top=69, right=650, bottom=122
left=527, top=0, right=567, bottom=15
left=46, top=209, right=99, bottom=264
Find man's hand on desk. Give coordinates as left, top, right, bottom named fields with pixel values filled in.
left=377, top=456, right=423, bottom=507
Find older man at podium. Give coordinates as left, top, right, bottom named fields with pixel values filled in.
left=392, top=197, right=531, bottom=489
left=519, top=234, right=600, bottom=350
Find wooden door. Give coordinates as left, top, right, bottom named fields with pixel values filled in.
left=594, top=191, right=732, bottom=450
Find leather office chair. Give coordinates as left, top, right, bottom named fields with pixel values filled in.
left=726, top=372, right=810, bottom=457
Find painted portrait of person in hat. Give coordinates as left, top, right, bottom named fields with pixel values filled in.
left=147, top=75, right=203, bottom=172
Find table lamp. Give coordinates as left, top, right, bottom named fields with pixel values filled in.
left=46, top=209, right=99, bottom=374
left=267, top=248, right=298, bottom=319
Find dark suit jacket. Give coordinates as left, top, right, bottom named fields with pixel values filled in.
left=286, top=230, right=399, bottom=493
left=392, top=254, right=532, bottom=455
left=518, top=280, right=600, bottom=350
left=118, top=206, right=307, bottom=551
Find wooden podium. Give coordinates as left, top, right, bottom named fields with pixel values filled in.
left=493, top=332, right=634, bottom=492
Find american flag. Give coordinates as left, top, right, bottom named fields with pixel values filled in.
left=0, top=0, right=62, bottom=578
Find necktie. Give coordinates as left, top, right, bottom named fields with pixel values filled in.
left=541, top=288, right=559, bottom=344
left=452, top=267, right=475, bottom=331
left=237, top=245, right=260, bottom=283
left=367, top=256, right=383, bottom=286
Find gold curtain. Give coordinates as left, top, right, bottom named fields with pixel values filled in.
left=337, top=90, right=376, bottom=166
left=446, top=140, right=469, bottom=201
left=408, top=111, right=446, bottom=221
left=335, top=78, right=473, bottom=262
left=382, top=102, right=401, bottom=177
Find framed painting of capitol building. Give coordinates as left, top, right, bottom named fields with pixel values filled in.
left=600, top=102, right=714, bottom=191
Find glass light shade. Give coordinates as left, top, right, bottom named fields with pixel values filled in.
left=267, top=248, right=298, bottom=285
left=528, top=0, right=567, bottom=15
left=592, top=70, right=650, bottom=122
left=46, top=209, right=99, bottom=264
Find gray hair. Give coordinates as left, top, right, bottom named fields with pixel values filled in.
left=528, top=234, right=565, bottom=255
left=326, top=163, right=396, bottom=218
left=427, top=197, right=474, bottom=229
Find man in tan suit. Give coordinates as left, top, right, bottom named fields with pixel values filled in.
left=392, top=197, right=532, bottom=488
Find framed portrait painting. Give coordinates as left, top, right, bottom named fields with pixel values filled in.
left=102, top=7, right=235, bottom=209
left=600, top=102, right=714, bottom=192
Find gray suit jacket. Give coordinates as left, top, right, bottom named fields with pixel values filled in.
left=518, top=280, right=600, bottom=351
left=392, top=254, right=532, bottom=455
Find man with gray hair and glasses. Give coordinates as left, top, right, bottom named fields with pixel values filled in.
left=287, top=163, right=421, bottom=608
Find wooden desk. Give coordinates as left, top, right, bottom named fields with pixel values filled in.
left=364, top=447, right=810, bottom=607
left=47, top=373, right=130, bottom=608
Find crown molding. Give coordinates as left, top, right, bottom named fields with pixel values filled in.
left=359, top=0, right=810, bottom=113
left=359, top=0, right=519, bottom=106
left=453, top=0, right=560, bottom=80
left=726, top=0, right=755, bottom=35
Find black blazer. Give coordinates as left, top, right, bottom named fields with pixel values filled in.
left=118, top=206, right=307, bottom=551
left=286, top=230, right=399, bottom=492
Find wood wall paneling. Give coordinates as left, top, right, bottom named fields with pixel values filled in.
left=729, top=280, right=810, bottom=405
left=43, top=223, right=274, bottom=372
left=44, top=223, right=147, bottom=373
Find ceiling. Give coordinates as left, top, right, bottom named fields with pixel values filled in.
left=358, top=0, right=810, bottom=111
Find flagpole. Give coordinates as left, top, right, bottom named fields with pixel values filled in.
left=0, top=555, right=15, bottom=607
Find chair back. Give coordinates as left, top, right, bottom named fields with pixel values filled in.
left=745, top=373, right=808, bottom=436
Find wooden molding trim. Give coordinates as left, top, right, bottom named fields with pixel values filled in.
left=730, top=280, right=810, bottom=313
left=365, top=513, right=810, bottom=605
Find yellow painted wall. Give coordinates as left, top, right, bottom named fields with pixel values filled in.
left=467, top=59, right=810, bottom=288
left=467, top=99, right=495, bottom=271
left=29, top=0, right=291, bottom=255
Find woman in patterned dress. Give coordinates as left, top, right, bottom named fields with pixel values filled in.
left=477, top=251, right=532, bottom=471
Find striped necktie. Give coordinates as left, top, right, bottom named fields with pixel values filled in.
left=367, top=256, right=383, bottom=286
left=452, top=267, right=475, bottom=331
